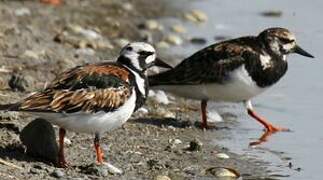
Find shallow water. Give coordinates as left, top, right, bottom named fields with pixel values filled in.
left=166, top=0, right=323, bottom=179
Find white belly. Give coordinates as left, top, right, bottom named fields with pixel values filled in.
left=154, top=66, right=268, bottom=101
left=30, top=89, right=137, bottom=134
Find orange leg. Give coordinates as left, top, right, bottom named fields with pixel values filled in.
left=201, top=100, right=208, bottom=129
left=58, top=128, right=68, bottom=168
left=245, top=100, right=289, bottom=132
left=40, top=0, right=62, bottom=5
left=94, top=133, right=104, bottom=164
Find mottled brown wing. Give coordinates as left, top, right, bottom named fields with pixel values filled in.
left=149, top=36, right=259, bottom=85
left=17, top=62, right=133, bottom=113
left=19, top=86, right=132, bottom=113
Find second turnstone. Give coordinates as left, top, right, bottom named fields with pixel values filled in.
left=0, top=42, right=171, bottom=167
left=149, top=27, right=314, bottom=134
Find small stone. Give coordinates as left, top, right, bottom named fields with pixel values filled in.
left=29, top=168, right=39, bottom=174
left=187, top=138, right=203, bottom=151
left=191, top=10, right=208, bottom=22
left=51, top=169, right=65, bottom=178
left=215, top=153, right=230, bottom=159
left=155, top=109, right=176, bottom=118
left=184, top=10, right=208, bottom=23
left=171, top=24, right=186, bottom=33
left=190, top=37, right=207, bottom=45
left=207, top=110, right=223, bottom=122
left=206, top=167, right=239, bottom=178
left=96, top=39, right=114, bottom=49
left=153, top=90, right=169, bottom=105
left=14, top=7, right=31, bottom=16
left=75, top=48, right=96, bottom=56
left=122, top=2, right=133, bottom=11
left=137, top=107, right=149, bottom=114
left=165, top=34, right=183, bottom=45
left=21, top=50, right=39, bottom=60
left=8, top=73, right=28, bottom=92
left=20, top=119, right=58, bottom=163
left=173, top=139, right=182, bottom=145
left=139, top=30, right=153, bottom=43
left=115, top=38, right=130, bottom=48
left=155, top=175, right=171, bottom=180
left=156, top=41, right=170, bottom=49
left=144, top=20, right=162, bottom=30
left=260, top=10, right=283, bottom=18
left=103, top=162, right=123, bottom=175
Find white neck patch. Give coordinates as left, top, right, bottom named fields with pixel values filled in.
left=125, top=67, right=146, bottom=97
left=260, top=54, right=272, bottom=70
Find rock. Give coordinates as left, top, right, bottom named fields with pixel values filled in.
left=190, top=37, right=207, bottom=45
left=139, top=30, right=153, bottom=43
left=154, top=108, right=176, bottom=118
left=122, top=2, right=133, bottom=11
left=170, top=138, right=182, bottom=145
left=207, top=110, right=223, bottom=122
left=75, top=48, right=96, bottom=56
left=260, top=10, right=283, bottom=18
left=183, top=165, right=200, bottom=175
left=206, top=167, right=240, bottom=178
left=186, top=138, right=203, bottom=151
left=184, top=10, right=208, bottom=23
left=215, top=153, right=230, bottom=159
left=21, top=50, right=40, bottom=60
left=115, top=38, right=130, bottom=48
left=67, top=24, right=102, bottom=40
left=153, top=90, right=169, bottom=105
left=51, top=169, right=65, bottom=178
left=155, top=175, right=171, bottom=180
left=8, top=73, right=28, bottom=92
left=156, top=41, right=170, bottom=49
left=214, top=35, right=230, bottom=41
left=144, top=20, right=163, bottom=30
left=14, top=7, right=31, bottom=16
left=103, top=162, right=123, bottom=175
left=81, top=163, right=123, bottom=176
left=165, top=34, right=183, bottom=45
left=171, top=25, right=186, bottom=33
left=20, top=119, right=58, bottom=163
left=137, top=107, right=149, bottom=114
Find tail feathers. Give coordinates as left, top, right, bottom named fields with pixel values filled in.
left=0, top=103, right=20, bottom=111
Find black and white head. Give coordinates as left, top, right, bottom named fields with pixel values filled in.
left=118, top=42, right=172, bottom=72
left=258, top=27, right=314, bottom=59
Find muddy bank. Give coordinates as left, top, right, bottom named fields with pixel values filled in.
left=0, top=0, right=269, bottom=179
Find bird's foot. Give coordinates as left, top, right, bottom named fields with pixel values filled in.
left=40, top=0, right=62, bottom=5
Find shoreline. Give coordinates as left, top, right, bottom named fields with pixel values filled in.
left=0, top=0, right=270, bottom=179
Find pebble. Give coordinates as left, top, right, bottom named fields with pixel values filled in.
left=156, top=41, right=170, bottom=49
left=122, top=2, right=133, bottom=11
left=207, top=110, right=223, bottom=122
left=173, top=139, right=182, bottom=145
left=260, top=10, right=283, bottom=18
left=215, top=153, right=230, bottom=159
left=115, top=38, right=130, bottom=47
left=206, top=167, right=239, bottom=178
left=51, top=169, right=65, bottom=178
left=187, top=138, right=203, bottom=151
left=184, top=9, right=208, bottom=23
left=155, top=175, right=171, bottom=180
left=21, top=50, right=40, bottom=60
left=165, top=34, right=183, bottom=45
left=137, top=107, right=149, bottom=114
left=8, top=73, right=28, bottom=92
left=68, top=25, right=102, bottom=40
left=155, top=108, right=176, bottom=118
left=139, top=30, right=153, bottom=43
left=171, top=24, right=186, bottom=33
left=20, top=119, right=58, bottom=163
left=190, top=37, right=207, bottom=45
left=144, top=20, right=163, bottom=30
left=103, top=162, right=123, bottom=175
left=75, top=48, right=96, bottom=56
left=14, top=7, right=31, bottom=16
left=152, top=90, right=169, bottom=105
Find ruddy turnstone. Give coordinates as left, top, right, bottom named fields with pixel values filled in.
left=149, top=27, right=314, bottom=134
left=0, top=42, right=171, bottom=167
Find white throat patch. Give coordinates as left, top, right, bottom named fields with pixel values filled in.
left=260, top=54, right=272, bottom=69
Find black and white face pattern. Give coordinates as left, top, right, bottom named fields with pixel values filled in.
left=259, top=28, right=297, bottom=57
left=120, top=42, right=156, bottom=72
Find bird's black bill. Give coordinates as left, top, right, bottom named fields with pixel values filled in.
left=154, top=57, right=173, bottom=69
left=294, top=45, right=314, bottom=58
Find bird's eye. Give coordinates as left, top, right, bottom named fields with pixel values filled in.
left=279, top=38, right=294, bottom=44
left=126, top=46, right=133, bottom=51
left=138, top=51, right=154, bottom=56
